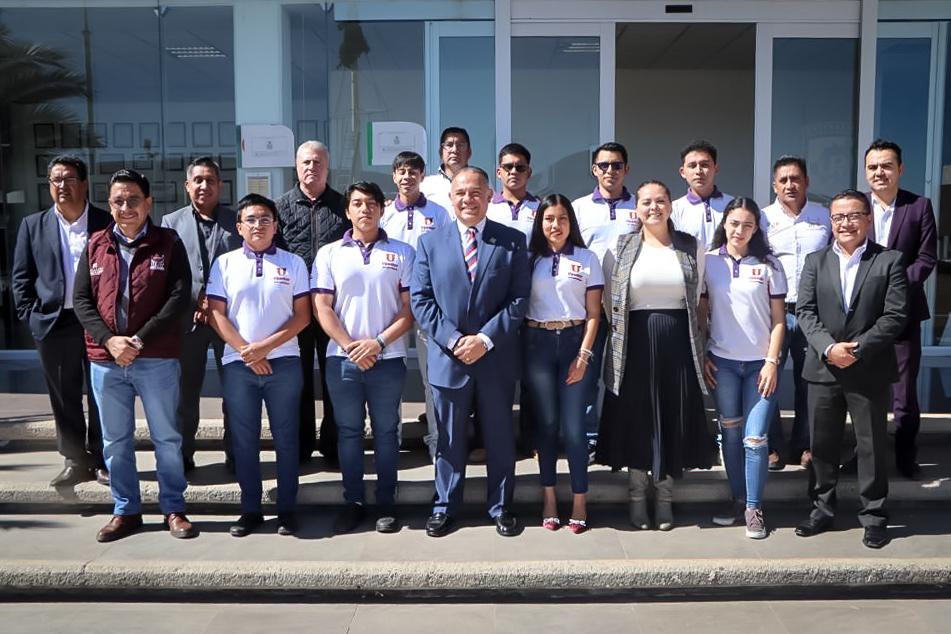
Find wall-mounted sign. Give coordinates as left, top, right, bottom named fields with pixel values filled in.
left=367, top=121, right=427, bottom=166
left=239, top=124, right=294, bottom=168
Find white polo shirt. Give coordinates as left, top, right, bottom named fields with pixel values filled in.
left=206, top=243, right=309, bottom=365
left=486, top=192, right=540, bottom=244
left=527, top=245, right=604, bottom=322
left=311, top=230, right=414, bottom=359
left=671, top=188, right=735, bottom=250
left=761, top=200, right=831, bottom=304
left=703, top=247, right=787, bottom=362
left=420, top=169, right=453, bottom=212
left=380, top=193, right=451, bottom=249
left=575, top=187, right=639, bottom=266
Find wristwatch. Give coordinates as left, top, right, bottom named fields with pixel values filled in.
left=129, top=335, right=144, bottom=351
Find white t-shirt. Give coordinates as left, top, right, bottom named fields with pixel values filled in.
left=311, top=230, right=415, bottom=359
left=761, top=200, right=831, bottom=304
left=380, top=193, right=451, bottom=249
left=205, top=243, right=310, bottom=365
left=420, top=170, right=453, bottom=212
left=527, top=245, right=604, bottom=322
left=703, top=248, right=787, bottom=361
left=486, top=192, right=540, bottom=244
left=671, top=188, right=734, bottom=251
left=628, top=242, right=686, bottom=311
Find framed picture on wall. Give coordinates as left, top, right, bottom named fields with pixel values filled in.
left=35, top=154, right=52, bottom=178
left=112, top=122, right=133, bottom=148
left=163, top=153, right=184, bottom=173
left=166, top=122, right=186, bottom=148
left=93, top=182, right=109, bottom=204
left=220, top=180, right=233, bottom=205
left=139, top=122, right=160, bottom=149
left=98, top=154, right=125, bottom=175
left=218, top=121, right=236, bottom=147
left=86, top=123, right=108, bottom=148
left=33, top=123, right=56, bottom=149
left=132, top=153, right=153, bottom=171
left=192, top=122, right=213, bottom=147
left=61, top=123, right=83, bottom=148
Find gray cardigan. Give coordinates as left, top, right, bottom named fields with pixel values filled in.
left=602, top=228, right=707, bottom=396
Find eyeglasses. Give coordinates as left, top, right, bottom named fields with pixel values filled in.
left=830, top=212, right=869, bottom=225
left=441, top=141, right=469, bottom=150
left=241, top=215, right=274, bottom=226
left=109, top=197, right=144, bottom=209
left=499, top=163, right=529, bottom=174
left=594, top=161, right=626, bottom=172
left=49, top=177, right=80, bottom=187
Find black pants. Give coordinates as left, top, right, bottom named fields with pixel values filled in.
left=177, top=323, right=229, bottom=463
left=35, top=310, right=102, bottom=469
left=807, top=380, right=889, bottom=528
left=297, top=317, right=336, bottom=458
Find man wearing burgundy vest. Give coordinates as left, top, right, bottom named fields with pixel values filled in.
left=864, top=139, right=937, bottom=479
left=74, top=169, right=196, bottom=542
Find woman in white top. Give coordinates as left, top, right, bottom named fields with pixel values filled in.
left=524, top=194, right=603, bottom=534
left=701, top=197, right=786, bottom=539
left=598, top=181, right=714, bottom=531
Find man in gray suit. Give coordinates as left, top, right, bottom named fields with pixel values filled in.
left=161, top=156, right=241, bottom=472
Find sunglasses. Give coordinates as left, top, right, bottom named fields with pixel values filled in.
left=594, top=161, right=626, bottom=172
left=499, top=163, right=529, bottom=174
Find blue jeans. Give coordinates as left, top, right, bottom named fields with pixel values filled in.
left=768, top=311, right=810, bottom=456
left=523, top=326, right=590, bottom=494
left=325, top=356, right=406, bottom=506
left=583, top=316, right=608, bottom=444
left=90, top=358, right=186, bottom=516
left=709, top=353, right=780, bottom=509
left=222, top=356, right=302, bottom=514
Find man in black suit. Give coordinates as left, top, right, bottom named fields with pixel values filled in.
left=795, top=189, right=908, bottom=549
left=12, top=155, right=111, bottom=487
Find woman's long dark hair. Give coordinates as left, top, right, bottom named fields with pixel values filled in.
left=528, top=193, right=586, bottom=267
left=710, top=197, right=776, bottom=268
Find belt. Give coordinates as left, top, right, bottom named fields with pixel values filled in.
left=785, top=303, right=796, bottom=315
left=526, top=319, right=584, bottom=330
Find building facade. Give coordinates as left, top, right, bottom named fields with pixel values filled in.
left=0, top=0, right=948, bottom=410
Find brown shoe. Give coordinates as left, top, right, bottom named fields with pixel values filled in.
left=164, top=512, right=198, bottom=539
left=96, top=514, right=143, bottom=543
left=800, top=450, right=812, bottom=468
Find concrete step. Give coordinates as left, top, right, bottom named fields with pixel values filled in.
left=1, top=507, right=949, bottom=600
left=2, top=437, right=949, bottom=510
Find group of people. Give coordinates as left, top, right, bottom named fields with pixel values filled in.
left=11, top=126, right=935, bottom=550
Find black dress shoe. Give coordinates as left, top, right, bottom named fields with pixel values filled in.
left=375, top=505, right=400, bottom=533
left=795, top=515, right=834, bottom=537
left=230, top=512, right=264, bottom=537
left=94, top=468, right=110, bottom=486
left=862, top=525, right=889, bottom=549
left=840, top=454, right=858, bottom=475
left=897, top=461, right=921, bottom=480
left=50, top=465, right=94, bottom=488
left=277, top=513, right=298, bottom=536
left=425, top=512, right=454, bottom=537
left=494, top=510, right=519, bottom=537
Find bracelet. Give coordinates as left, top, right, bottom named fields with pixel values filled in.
left=576, top=355, right=590, bottom=365
left=764, top=357, right=779, bottom=366
left=578, top=348, right=593, bottom=361
left=375, top=335, right=387, bottom=350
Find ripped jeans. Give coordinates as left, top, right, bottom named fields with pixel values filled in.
left=709, top=353, right=780, bottom=509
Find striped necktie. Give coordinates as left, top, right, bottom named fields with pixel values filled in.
left=464, top=226, right=478, bottom=282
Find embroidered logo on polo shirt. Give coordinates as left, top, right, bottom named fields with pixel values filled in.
left=626, top=210, right=638, bottom=228
left=567, top=262, right=584, bottom=282
left=746, top=266, right=765, bottom=284
left=423, top=216, right=435, bottom=229
left=276, top=267, right=287, bottom=276
left=90, top=262, right=103, bottom=276
left=381, top=251, right=399, bottom=271
left=149, top=255, right=166, bottom=271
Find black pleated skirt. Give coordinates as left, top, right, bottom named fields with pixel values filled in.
left=596, top=309, right=714, bottom=479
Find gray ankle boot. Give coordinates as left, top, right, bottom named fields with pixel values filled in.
left=655, top=476, right=674, bottom=531
left=628, top=468, right=650, bottom=529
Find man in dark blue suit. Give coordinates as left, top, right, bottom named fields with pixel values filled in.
left=411, top=166, right=530, bottom=537
left=12, top=155, right=111, bottom=487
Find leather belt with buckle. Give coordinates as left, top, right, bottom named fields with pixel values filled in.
left=526, top=319, right=585, bottom=330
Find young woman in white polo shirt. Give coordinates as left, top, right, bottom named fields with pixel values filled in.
left=313, top=181, right=415, bottom=535
left=524, top=194, right=603, bottom=534
left=701, top=197, right=787, bottom=539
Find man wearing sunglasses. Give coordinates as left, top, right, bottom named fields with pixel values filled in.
left=671, top=140, right=735, bottom=250
left=487, top=143, right=539, bottom=244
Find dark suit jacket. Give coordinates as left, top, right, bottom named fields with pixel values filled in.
left=160, top=203, right=241, bottom=311
left=411, top=218, right=530, bottom=389
left=797, top=241, right=908, bottom=389
left=867, top=189, right=936, bottom=323
left=12, top=203, right=111, bottom=340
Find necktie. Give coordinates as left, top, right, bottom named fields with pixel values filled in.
left=464, top=226, right=478, bottom=282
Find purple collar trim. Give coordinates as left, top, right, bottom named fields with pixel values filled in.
left=493, top=192, right=538, bottom=220
left=719, top=245, right=744, bottom=278
left=395, top=193, right=427, bottom=211
left=591, top=186, right=632, bottom=204
left=243, top=240, right=276, bottom=277
left=343, top=228, right=388, bottom=265
left=686, top=186, right=723, bottom=205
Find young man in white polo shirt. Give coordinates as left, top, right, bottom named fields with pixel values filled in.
left=761, top=156, right=831, bottom=470
left=381, top=151, right=449, bottom=461
left=206, top=193, right=311, bottom=538
left=671, top=140, right=734, bottom=250
left=486, top=143, right=540, bottom=243
left=314, top=181, right=415, bottom=535
left=572, top=141, right=636, bottom=457
left=420, top=127, right=471, bottom=211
